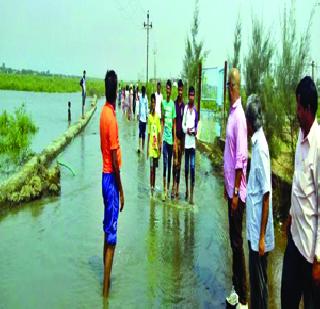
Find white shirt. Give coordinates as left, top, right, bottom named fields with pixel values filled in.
left=182, top=105, right=198, bottom=149
left=290, top=119, right=320, bottom=263
left=81, top=77, right=86, bottom=94
left=246, top=128, right=274, bottom=252
left=155, top=92, right=163, bottom=119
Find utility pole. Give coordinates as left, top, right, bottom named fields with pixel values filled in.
left=144, top=10, right=152, bottom=85
left=153, top=47, right=157, bottom=82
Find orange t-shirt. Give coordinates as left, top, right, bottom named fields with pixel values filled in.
left=100, top=103, right=122, bottom=173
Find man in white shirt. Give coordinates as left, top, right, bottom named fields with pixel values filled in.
left=245, top=94, right=274, bottom=309
left=182, top=86, right=198, bottom=204
left=281, top=76, right=320, bottom=308
left=155, top=81, right=163, bottom=119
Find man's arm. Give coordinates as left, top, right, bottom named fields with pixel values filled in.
left=111, top=150, right=124, bottom=212
left=231, top=169, right=242, bottom=212
left=259, top=192, right=270, bottom=256
left=232, top=116, right=247, bottom=213
left=147, top=133, right=150, bottom=159
left=173, top=118, right=177, bottom=145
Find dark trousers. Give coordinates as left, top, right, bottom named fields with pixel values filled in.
left=163, top=141, right=173, bottom=185
left=249, top=241, right=268, bottom=309
left=281, top=233, right=320, bottom=309
left=185, top=148, right=195, bottom=186
left=228, top=198, right=247, bottom=304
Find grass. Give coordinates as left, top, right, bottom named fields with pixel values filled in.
left=0, top=73, right=105, bottom=97
left=0, top=104, right=38, bottom=183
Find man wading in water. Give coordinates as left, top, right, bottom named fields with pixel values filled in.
left=100, top=70, right=124, bottom=297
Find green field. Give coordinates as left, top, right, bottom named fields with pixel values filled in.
left=0, top=73, right=105, bottom=97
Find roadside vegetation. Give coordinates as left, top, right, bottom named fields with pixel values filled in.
left=0, top=72, right=105, bottom=97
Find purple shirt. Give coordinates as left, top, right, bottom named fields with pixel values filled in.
left=223, top=97, right=248, bottom=203
left=175, top=100, right=185, bottom=140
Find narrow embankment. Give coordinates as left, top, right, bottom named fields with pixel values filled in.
left=0, top=97, right=98, bottom=206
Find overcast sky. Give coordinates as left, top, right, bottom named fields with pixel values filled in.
left=1, top=0, right=319, bottom=81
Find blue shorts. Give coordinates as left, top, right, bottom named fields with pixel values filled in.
left=102, top=173, right=119, bottom=245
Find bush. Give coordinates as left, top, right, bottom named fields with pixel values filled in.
left=0, top=104, right=38, bottom=162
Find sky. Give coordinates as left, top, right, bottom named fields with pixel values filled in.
left=0, top=0, right=319, bottom=81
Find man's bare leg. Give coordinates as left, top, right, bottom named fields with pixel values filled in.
left=103, top=244, right=115, bottom=297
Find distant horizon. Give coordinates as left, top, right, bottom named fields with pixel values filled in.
left=1, top=0, right=319, bottom=81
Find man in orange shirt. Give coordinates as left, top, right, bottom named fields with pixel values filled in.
left=100, top=70, right=124, bottom=297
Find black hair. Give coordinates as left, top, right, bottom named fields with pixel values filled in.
left=151, top=93, right=156, bottom=102
left=296, top=76, right=318, bottom=117
left=105, top=70, right=118, bottom=103
left=126, top=85, right=129, bottom=91
left=68, top=101, right=71, bottom=107
left=178, top=79, right=184, bottom=88
left=157, top=82, right=161, bottom=87
left=188, top=86, right=195, bottom=94
left=83, top=70, right=86, bottom=75
left=166, top=79, right=172, bottom=89
left=141, top=85, right=146, bottom=95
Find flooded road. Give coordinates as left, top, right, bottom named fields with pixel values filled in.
left=0, top=95, right=286, bottom=308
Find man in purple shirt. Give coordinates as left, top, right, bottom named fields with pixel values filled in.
left=224, top=68, right=248, bottom=308
left=172, top=79, right=185, bottom=199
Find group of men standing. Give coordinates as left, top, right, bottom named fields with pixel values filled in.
left=224, top=68, right=320, bottom=308
left=99, top=67, right=320, bottom=308
left=148, top=79, right=198, bottom=204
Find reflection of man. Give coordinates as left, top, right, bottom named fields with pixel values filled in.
left=281, top=76, right=320, bottom=308
left=100, top=70, right=124, bottom=298
left=224, top=68, right=248, bottom=308
left=245, top=94, right=274, bottom=308
left=80, top=70, right=86, bottom=118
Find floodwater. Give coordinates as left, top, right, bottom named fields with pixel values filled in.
left=0, top=91, right=286, bottom=308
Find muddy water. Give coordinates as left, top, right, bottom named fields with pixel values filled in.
left=0, top=95, right=286, bottom=308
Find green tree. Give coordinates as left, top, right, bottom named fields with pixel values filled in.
left=231, top=14, right=241, bottom=71
left=244, top=17, right=274, bottom=96
left=276, top=3, right=313, bottom=165
left=243, top=16, right=283, bottom=159
left=182, top=0, right=208, bottom=98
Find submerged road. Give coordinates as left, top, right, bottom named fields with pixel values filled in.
left=0, top=101, right=286, bottom=308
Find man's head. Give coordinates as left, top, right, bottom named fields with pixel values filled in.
left=157, top=81, right=161, bottom=94
left=188, top=86, right=195, bottom=105
left=296, top=76, right=318, bottom=131
left=105, top=70, right=118, bottom=106
left=166, top=80, right=172, bottom=99
left=245, top=94, right=263, bottom=138
left=68, top=101, right=71, bottom=108
left=151, top=93, right=156, bottom=113
left=83, top=70, right=86, bottom=77
left=178, top=79, right=184, bottom=100
left=141, top=85, right=146, bottom=98
left=228, top=68, right=241, bottom=104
